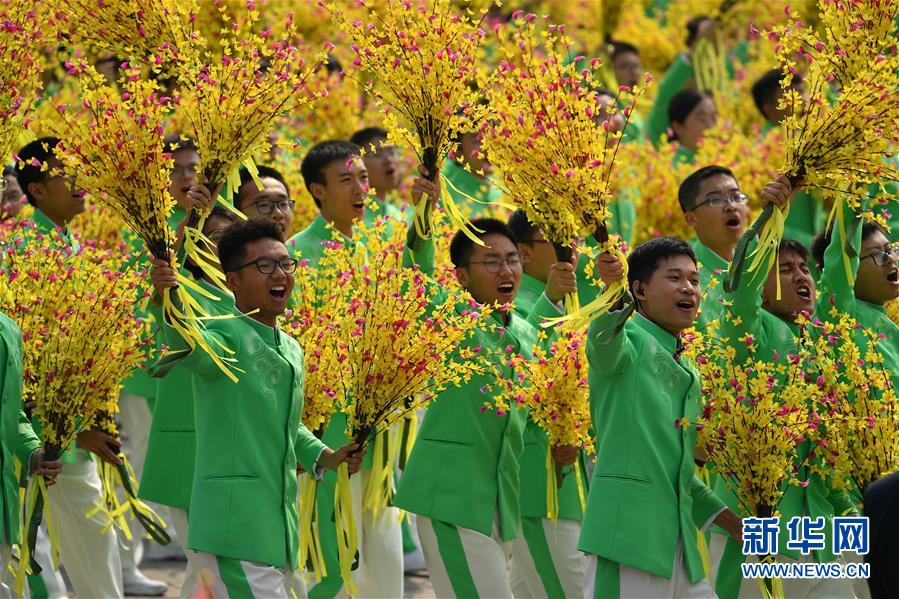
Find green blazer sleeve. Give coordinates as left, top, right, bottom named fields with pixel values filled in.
left=16, top=409, right=41, bottom=467
left=690, top=473, right=726, bottom=527
left=721, top=235, right=766, bottom=361
left=827, top=480, right=860, bottom=517
left=819, top=200, right=865, bottom=316
left=524, top=292, right=564, bottom=334
left=646, top=53, right=694, bottom=146
left=586, top=295, right=635, bottom=376
left=295, top=424, right=327, bottom=474
left=403, top=219, right=436, bottom=275
left=161, top=320, right=231, bottom=380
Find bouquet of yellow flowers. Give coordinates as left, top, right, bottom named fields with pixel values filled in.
left=0, top=229, right=147, bottom=581
left=507, top=328, right=594, bottom=521
left=482, top=13, right=644, bottom=319
left=47, top=61, right=237, bottom=378
left=0, top=0, right=46, bottom=163
left=330, top=0, right=487, bottom=241
left=813, top=311, right=899, bottom=500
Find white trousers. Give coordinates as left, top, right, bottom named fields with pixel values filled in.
left=708, top=533, right=856, bottom=599
left=170, top=508, right=200, bottom=599
left=511, top=517, right=585, bottom=598
left=0, top=543, right=11, bottom=599
left=30, top=524, right=68, bottom=598
left=417, top=514, right=514, bottom=599
left=45, top=448, right=123, bottom=598
left=584, top=541, right=715, bottom=599
left=194, top=552, right=301, bottom=598
left=355, top=468, right=404, bottom=599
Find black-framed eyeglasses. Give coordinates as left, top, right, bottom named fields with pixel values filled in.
left=861, top=246, right=898, bottom=267
left=467, top=255, right=522, bottom=273
left=691, top=192, right=749, bottom=211
left=251, top=199, right=295, bottom=215
left=206, top=229, right=227, bottom=244
left=230, top=256, right=298, bottom=274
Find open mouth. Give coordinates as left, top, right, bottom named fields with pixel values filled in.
left=497, top=282, right=515, bottom=295
left=796, top=285, right=812, bottom=299
left=725, top=217, right=741, bottom=229
left=269, top=285, right=287, bottom=300
left=352, top=200, right=365, bottom=211
left=675, top=299, right=695, bottom=310
left=888, top=271, right=898, bottom=284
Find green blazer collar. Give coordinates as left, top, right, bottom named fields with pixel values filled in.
left=235, top=310, right=282, bottom=348
left=199, top=278, right=233, bottom=303
left=692, top=239, right=730, bottom=272
left=310, top=213, right=353, bottom=247
left=633, top=312, right=682, bottom=357
left=33, top=208, right=69, bottom=236
left=515, top=272, right=545, bottom=312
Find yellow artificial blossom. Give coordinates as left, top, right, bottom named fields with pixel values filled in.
left=0, top=0, right=46, bottom=163
left=331, top=0, right=487, bottom=242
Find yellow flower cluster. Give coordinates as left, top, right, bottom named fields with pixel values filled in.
left=690, top=324, right=833, bottom=518
left=811, top=311, right=899, bottom=498
left=330, top=0, right=486, bottom=239
left=0, top=0, right=47, bottom=163
left=0, top=230, right=146, bottom=459
left=69, top=198, right=133, bottom=249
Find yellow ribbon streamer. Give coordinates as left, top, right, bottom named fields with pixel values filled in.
left=333, top=463, right=358, bottom=596
left=298, top=474, right=327, bottom=583
left=545, top=449, right=559, bottom=522
left=545, top=243, right=629, bottom=329
left=747, top=205, right=789, bottom=300
left=362, top=429, right=398, bottom=521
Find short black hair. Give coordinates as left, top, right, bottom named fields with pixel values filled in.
left=163, top=135, right=197, bottom=154
left=349, top=127, right=388, bottom=152
left=15, top=137, right=61, bottom=206
left=627, top=236, right=697, bottom=290
left=686, top=16, right=712, bottom=47
left=610, top=41, right=639, bottom=60
left=811, top=221, right=884, bottom=271
left=236, top=165, right=290, bottom=210
left=507, top=209, right=538, bottom=244
left=184, top=206, right=238, bottom=279
left=779, top=237, right=810, bottom=263
left=751, top=69, right=783, bottom=117
left=677, top=165, right=736, bottom=212
left=449, top=217, right=518, bottom=268
left=668, top=89, right=711, bottom=136
left=218, top=218, right=285, bottom=273
left=300, top=140, right=361, bottom=207
left=2, top=165, right=14, bottom=178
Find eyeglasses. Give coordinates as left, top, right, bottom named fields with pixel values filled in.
left=691, top=192, right=749, bottom=210
left=230, top=256, right=298, bottom=274
left=206, top=229, right=226, bottom=244
left=250, top=199, right=295, bottom=215
left=861, top=246, right=898, bottom=267
left=467, top=255, right=522, bottom=273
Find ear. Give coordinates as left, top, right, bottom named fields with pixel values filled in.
left=455, top=266, right=470, bottom=289
left=225, top=271, right=240, bottom=295
left=670, top=121, right=685, bottom=141
left=684, top=210, right=698, bottom=228
left=26, top=181, right=46, bottom=205
left=517, top=242, right=533, bottom=264
left=631, top=279, right=646, bottom=302
left=309, top=182, right=327, bottom=204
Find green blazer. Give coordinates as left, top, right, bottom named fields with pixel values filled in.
left=579, top=299, right=725, bottom=582
left=141, top=279, right=234, bottom=510
left=393, top=232, right=536, bottom=541
left=514, top=275, right=588, bottom=522
left=646, top=52, right=693, bottom=146
left=159, top=312, right=326, bottom=569
left=691, top=239, right=729, bottom=332
left=440, top=159, right=503, bottom=217
left=1, top=311, right=40, bottom=545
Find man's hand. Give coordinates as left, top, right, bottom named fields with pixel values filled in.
left=183, top=184, right=216, bottom=214
left=29, top=449, right=63, bottom=485
left=595, top=253, right=625, bottom=286
left=318, top=444, right=366, bottom=475
left=545, top=261, right=578, bottom=304
left=76, top=430, right=123, bottom=466
left=150, top=258, right=179, bottom=295
left=714, top=508, right=744, bottom=545
left=760, top=175, right=798, bottom=209
left=551, top=444, right=579, bottom=467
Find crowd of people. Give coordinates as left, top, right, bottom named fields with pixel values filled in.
left=1, top=1, right=898, bottom=599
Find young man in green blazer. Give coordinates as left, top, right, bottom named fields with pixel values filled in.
left=149, top=218, right=363, bottom=597
left=709, top=177, right=857, bottom=598
left=394, top=172, right=539, bottom=598
left=286, top=141, right=405, bottom=599
left=677, top=165, right=750, bottom=331
left=584, top=237, right=742, bottom=598
left=508, top=209, right=589, bottom=599
left=0, top=309, right=62, bottom=596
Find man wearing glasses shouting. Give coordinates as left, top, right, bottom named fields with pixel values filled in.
left=676, top=165, right=751, bottom=330
left=149, top=218, right=364, bottom=597
left=236, top=165, right=295, bottom=239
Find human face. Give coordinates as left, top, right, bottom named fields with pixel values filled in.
left=225, top=238, right=295, bottom=327
left=169, top=149, right=201, bottom=210
left=612, top=50, right=641, bottom=88
left=238, top=177, right=294, bottom=238
left=517, top=228, right=556, bottom=283
left=456, top=233, right=523, bottom=307
left=632, top=255, right=701, bottom=337
left=311, top=156, right=369, bottom=236
left=855, top=230, right=899, bottom=305
left=684, top=174, right=748, bottom=260
left=766, top=80, right=807, bottom=124
left=763, top=251, right=816, bottom=321
left=361, top=139, right=403, bottom=198
left=671, top=96, right=717, bottom=151
left=28, top=158, right=85, bottom=225
left=1, top=173, right=24, bottom=218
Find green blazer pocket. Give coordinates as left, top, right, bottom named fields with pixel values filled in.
left=596, top=473, right=653, bottom=486
left=420, top=435, right=474, bottom=447
left=202, top=473, right=261, bottom=481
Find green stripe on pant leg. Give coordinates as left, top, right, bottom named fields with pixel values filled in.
left=592, top=556, right=621, bottom=599
left=402, top=517, right=418, bottom=553
left=216, top=556, right=255, bottom=598
left=27, top=573, right=49, bottom=599
left=431, top=519, right=479, bottom=599
left=520, top=517, right=566, bottom=598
